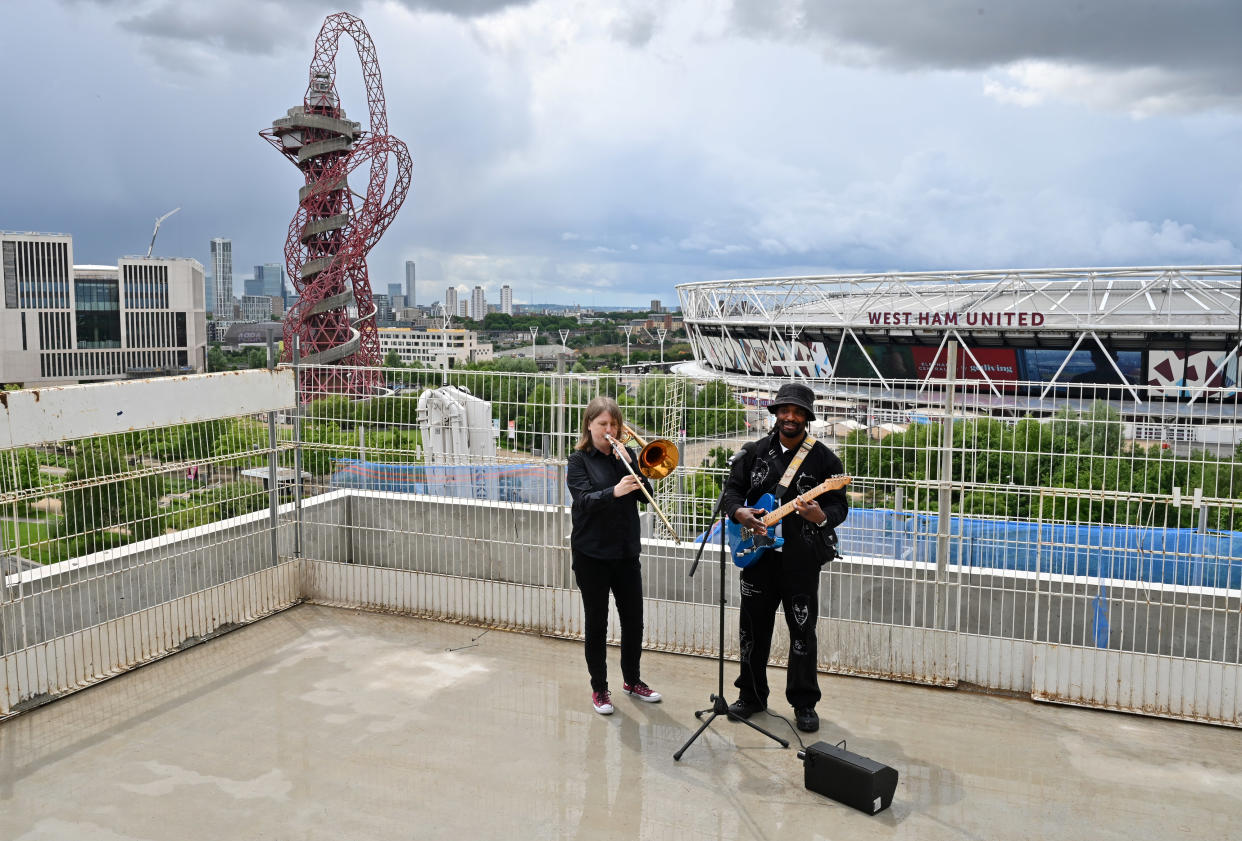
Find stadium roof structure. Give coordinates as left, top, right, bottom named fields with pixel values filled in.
left=677, top=266, right=1242, bottom=402
left=678, top=266, right=1242, bottom=336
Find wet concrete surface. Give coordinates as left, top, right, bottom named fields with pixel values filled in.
left=1, top=604, right=1240, bottom=840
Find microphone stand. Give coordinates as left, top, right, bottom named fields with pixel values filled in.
left=674, top=476, right=788, bottom=761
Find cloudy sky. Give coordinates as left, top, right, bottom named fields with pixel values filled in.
left=3, top=0, right=1240, bottom=309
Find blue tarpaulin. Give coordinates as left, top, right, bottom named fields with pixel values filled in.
left=330, top=460, right=560, bottom=505
left=835, top=507, right=1242, bottom=590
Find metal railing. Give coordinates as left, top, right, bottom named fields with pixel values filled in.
left=4, top=361, right=1241, bottom=724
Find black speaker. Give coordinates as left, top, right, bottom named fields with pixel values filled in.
left=798, top=741, right=898, bottom=815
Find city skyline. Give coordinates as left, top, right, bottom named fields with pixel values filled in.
left=2, top=1, right=1240, bottom=310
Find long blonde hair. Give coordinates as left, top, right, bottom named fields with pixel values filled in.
left=576, top=395, right=624, bottom=451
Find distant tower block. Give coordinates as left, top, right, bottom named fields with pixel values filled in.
left=261, top=12, right=411, bottom=398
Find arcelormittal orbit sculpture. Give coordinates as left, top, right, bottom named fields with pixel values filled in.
left=261, top=12, right=411, bottom=397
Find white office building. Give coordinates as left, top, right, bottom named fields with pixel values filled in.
left=0, top=232, right=208, bottom=385
left=376, top=327, right=493, bottom=368
left=210, top=238, right=233, bottom=317
left=501, top=284, right=513, bottom=316
left=445, top=286, right=458, bottom=320
left=240, top=294, right=274, bottom=323
left=405, top=260, right=416, bottom=305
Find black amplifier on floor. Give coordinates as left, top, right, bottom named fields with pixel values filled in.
left=797, top=741, right=898, bottom=815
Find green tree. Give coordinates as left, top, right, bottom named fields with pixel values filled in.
left=208, top=346, right=228, bottom=372
left=300, top=422, right=355, bottom=476
left=211, top=418, right=270, bottom=471
left=0, top=448, right=42, bottom=498
left=141, top=420, right=227, bottom=464
left=687, top=381, right=747, bottom=437
left=59, top=436, right=162, bottom=554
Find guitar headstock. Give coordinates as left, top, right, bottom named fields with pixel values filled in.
left=817, top=474, right=852, bottom=493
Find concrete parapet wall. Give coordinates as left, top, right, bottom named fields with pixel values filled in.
left=297, top=492, right=1242, bottom=673
left=2, top=509, right=298, bottom=653
left=6, top=488, right=1238, bottom=723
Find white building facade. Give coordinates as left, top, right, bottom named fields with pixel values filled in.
left=445, top=286, right=458, bottom=319
left=1, top=232, right=208, bottom=386
left=240, top=294, right=274, bottom=323
left=377, top=327, right=493, bottom=368
left=501, top=284, right=513, bottom=316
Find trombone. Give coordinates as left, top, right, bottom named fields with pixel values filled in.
left=604, top=424, right=682, bottom=544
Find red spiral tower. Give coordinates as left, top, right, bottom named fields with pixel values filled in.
left=261, top=12, right=411, bottom=398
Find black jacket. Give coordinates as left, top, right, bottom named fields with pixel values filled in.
left=721, top=431, right=848, bottom=565
left=566, top=445, right=654, bottom=560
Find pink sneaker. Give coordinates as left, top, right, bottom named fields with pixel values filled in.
left=622, top=681, right=662, bottom=703
left=591, top=690, right=614, bottom=715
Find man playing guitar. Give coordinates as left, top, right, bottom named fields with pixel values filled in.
left=721, top=383, right=849, bottom=733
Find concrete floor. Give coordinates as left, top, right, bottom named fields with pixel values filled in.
left=2, top=604, right=1240, bottom=841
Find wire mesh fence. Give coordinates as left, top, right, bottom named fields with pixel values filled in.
left=291, top=363, right=1242, bottom=681
left=1, top=371, right=299, bottom=716
left=4, top=362, right=1241, bottom=722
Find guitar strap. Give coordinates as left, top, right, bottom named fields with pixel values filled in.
left=773, top=436, right=816, bottom=499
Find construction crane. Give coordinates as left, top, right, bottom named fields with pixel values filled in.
left=146, top=207, right=181, bottom=258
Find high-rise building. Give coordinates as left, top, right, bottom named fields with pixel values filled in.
left=445, top=286, right=458, bottom=319
left=242, top=277, right=261, bottom=296
left=405, top=260, right=416, bottom=305
left=373, top=293, right=394, bottom=325
left=459, top=301, right=467, bottom=318
left=387, top=283, right=401, bottom=300
left=210, top=238, right=233, bottom=319
left=470, top=286, right=486, bottom=321
left=501, top=284, right=513, bottom=316
left=0, top=232, right=208, bottom=384
left=650, top=299, right=662, bottom=313
left=240, top=295, right=273, bottom=323
left=255, top=263, right=286, bottom=300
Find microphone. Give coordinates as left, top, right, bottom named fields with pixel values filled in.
left=729, top=443, right=752, bottom=465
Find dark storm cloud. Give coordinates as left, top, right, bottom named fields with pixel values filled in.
left=731, top=0, right=1242, bottom=105
left=731, top=0, right=1241, bottom=71
left=70, top=0, right=537, bottom=60
left=119, top=1, right=331, bottom=54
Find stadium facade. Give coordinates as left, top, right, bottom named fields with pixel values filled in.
left=676, top=266, right=1242, bottom=404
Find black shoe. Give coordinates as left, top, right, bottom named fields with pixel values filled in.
left=795, top=707, right=819, bottom=733
left=728, top=698, right=766, bottom=720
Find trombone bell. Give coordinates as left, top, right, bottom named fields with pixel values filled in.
left=622, top=424, right=679, bottom=480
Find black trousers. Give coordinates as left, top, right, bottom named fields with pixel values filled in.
left=734, top=551, right=822, bottom=710
left=573, top=552, right=644, bottom=693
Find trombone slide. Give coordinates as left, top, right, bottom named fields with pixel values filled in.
left=605, top=433, right=682, bottom=545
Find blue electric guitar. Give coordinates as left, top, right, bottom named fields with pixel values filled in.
left=726, top=475, right=852, bottom=568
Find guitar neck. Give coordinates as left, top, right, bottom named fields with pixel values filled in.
left=760, top=475, right=851, bottom=527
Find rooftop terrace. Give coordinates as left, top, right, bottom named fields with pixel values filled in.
left=3, top=366, right=1242, bottom=838
left=4, top=604, right=1239, bottom=841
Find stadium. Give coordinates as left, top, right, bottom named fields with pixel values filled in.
left=675, top=266, right=1242, bottom=440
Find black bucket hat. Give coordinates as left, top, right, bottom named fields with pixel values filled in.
left=768, top=383, right=816, bottom=421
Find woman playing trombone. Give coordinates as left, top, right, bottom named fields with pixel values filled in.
left=566, top=396, right=663, bottom=714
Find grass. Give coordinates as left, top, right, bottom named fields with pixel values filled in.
left=0, top=517, right=65, bottom=565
